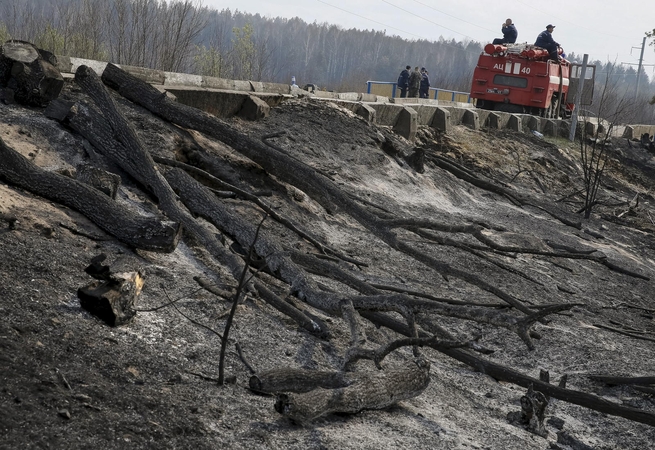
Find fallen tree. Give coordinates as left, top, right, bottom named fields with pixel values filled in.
left=0, top=136, right=181, bottom=252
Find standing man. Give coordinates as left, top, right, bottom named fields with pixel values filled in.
left=408, top=66, right=422, bottom=98
left=492, top=18, right=518, bottom=45
left=535, top=24, right=560, bottom=61
left=419, top=68, right=431, bottom=99
left=397, top=65, right=410, bottom=98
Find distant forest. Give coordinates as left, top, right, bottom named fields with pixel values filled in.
left=1, top=0, right=654, bottom=123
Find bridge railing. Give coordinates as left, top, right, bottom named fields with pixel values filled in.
left=366, top=81, right=473, bottom=103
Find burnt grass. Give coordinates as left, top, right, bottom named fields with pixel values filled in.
left=2, top=82, right=655, bottom=449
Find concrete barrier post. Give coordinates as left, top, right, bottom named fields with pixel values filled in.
left=431, top=107, right=451, bottom=134
left=356, top=103, right=377, bottom=124
left=508, top=115, right=522, bottom=132
left=486, top=112, right=501, bottom=129
left=238, top=95, right=270, bottom=120
left=462, top=109, right=480, bottom=130
left=542, top=119, right=558, bottom=137
left=522, top=115, right=541, bottom=133
left=393, top=106, right=418, bottom=141
left=558, top=120, right=571, bottom=138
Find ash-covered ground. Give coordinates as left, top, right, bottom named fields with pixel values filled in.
left=2, top=82, right=655, bottom=449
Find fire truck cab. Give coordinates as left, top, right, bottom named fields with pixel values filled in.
left=470, top=43, right=595, bottom=119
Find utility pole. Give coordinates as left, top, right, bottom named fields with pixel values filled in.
left=569, top=54, right=589, bottom=142
left=635, top=36, right=646, bottom=98
left=621, top=37, right=655, bottom=99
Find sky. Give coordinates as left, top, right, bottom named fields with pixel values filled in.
left=203, top=0, right=655, bottom=79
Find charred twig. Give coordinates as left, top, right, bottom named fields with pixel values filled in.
left=55, top=368, right=72, bottom=391
left=613, top=302, right=655, bottom=314
left=368, top=282, right=507, bottom=308
left=633, top=386, right=655, bottom=395
left=235, top=342, right=256, bottom=375
left=555, top=189, right=585, bottom=203
left=160, top=287, right=225, bottom=341
left=346, top=192, right=392, bottom=214
left=219, top=215, right=266, bottom=384
left=608, top=320, right=646, bottom=333
left=592, top=323, right=655, bottom=342
left=186, top=371, right=220, bottom=383
left=193, top=276, right=235, bottom=300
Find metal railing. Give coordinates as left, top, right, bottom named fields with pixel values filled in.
left=366, top=81, right=473, bottom=103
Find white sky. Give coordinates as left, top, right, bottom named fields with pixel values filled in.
left=203, top=0, right=655, bottom=78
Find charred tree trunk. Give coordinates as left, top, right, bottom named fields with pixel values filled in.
left=0, top=136, right=181, bottom=252
left=0, top=40, right=63, bottom=106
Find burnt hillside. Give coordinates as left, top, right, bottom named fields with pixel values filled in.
left=1, top=64, right=655, bottom=449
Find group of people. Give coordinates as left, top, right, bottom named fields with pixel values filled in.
left=492, top=19, right=562, bottom=62
left=397, top=66, right=431, bottom=98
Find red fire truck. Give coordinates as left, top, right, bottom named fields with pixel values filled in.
left=469, top=43, right=594, bottom=119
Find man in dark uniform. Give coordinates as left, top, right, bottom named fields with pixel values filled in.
left=397, top=65, right=410, bottom=98
left=535, top=24, right=560, bottom=61
left=492, top=18, right=518, bottom=45
left=419, top=68, right=431, bottom=99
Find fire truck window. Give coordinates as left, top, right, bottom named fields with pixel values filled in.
left=493, top=75, right=528, bottom=88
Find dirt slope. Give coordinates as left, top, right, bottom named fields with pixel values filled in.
left=2, top=81, right=655, bottom=450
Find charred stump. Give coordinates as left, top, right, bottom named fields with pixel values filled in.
left=0, top=40, right=64, bottom=106
left=78, top=254, right=144, bottom=326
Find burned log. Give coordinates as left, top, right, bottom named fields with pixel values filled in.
left=0, top=136, right=181, bottom=252
left=589, top=375, right=655, bottom=386
left=0, top=40, right=63, bottom=106
left=267, top=359, right=430, bottom=424
left=250, top=368, right=350, bottom=394
left=76, top=163, right=121, bottom=199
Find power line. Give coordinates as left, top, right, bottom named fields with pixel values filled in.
left=316, top=0, right=486, bottom=57
left=380, top=0, right=482, bottom=40
left=410, top=0, right=498, bottom=35
left=513, top=0, right=638, bottom=41
left=315, top=0, right=425, bottom=39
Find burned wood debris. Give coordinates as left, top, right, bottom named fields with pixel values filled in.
left=0, top=40, right=64, bottom=106
left=1, top=42, right=655, bottom=447
left=78, top=254, right=143, bottom=326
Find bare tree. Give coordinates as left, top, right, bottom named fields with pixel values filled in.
left=157, top=0, right=207, bottom=72
left=578, top=64, right=636, bottom=218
